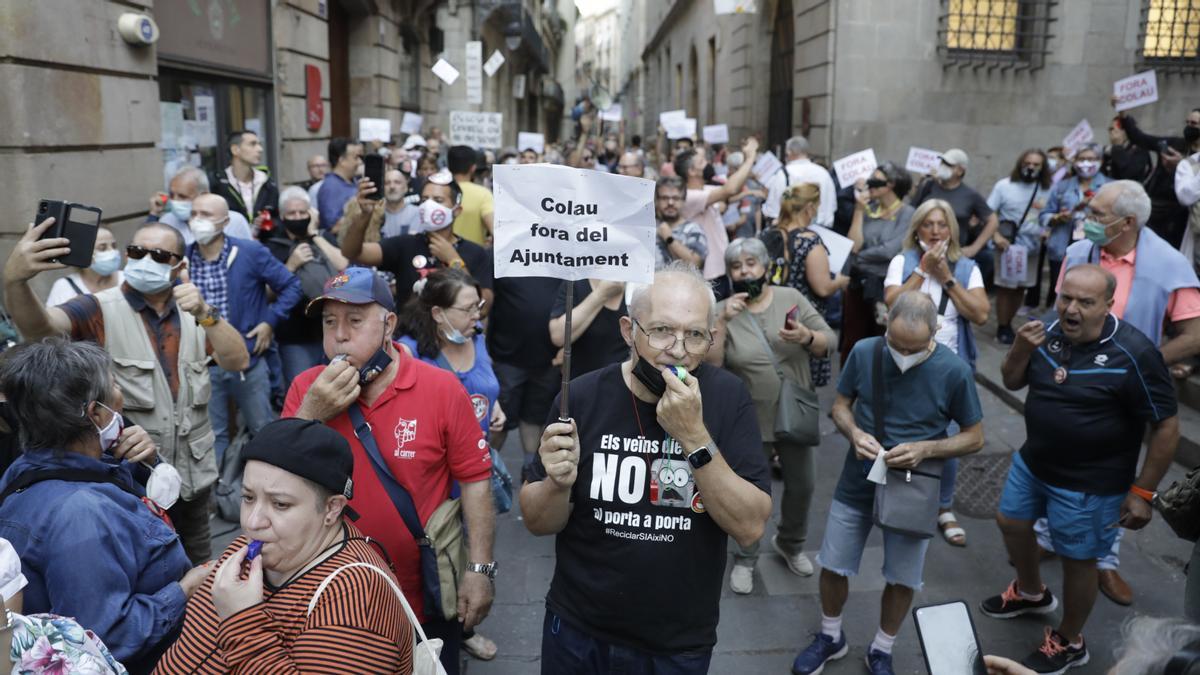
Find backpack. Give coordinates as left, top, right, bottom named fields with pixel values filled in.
left=214, top=430, right=252, bottom=522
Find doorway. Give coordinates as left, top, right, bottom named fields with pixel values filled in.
left=768, top=0, right=794, bottom=154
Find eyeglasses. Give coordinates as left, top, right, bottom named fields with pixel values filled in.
left=126, top=245, right=181, bottom=264
left=634, top=320, right=713, bottom=355
left=445, top=299, right=485, bottom=316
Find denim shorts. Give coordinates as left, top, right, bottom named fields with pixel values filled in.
left=998, top=452, right=1123, bottom=560
left=816, top=499, right=931, bottom=590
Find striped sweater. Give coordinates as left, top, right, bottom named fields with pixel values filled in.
left=153, top=524, right=413, bottom=674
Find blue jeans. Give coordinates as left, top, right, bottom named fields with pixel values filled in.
left=279, top=342, right=325, bottom=391
left=540, top=609, right=712, bottom=675
left=209, top=359, right=276, bottom=464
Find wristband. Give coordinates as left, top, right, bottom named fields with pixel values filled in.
left=1129, top=485, right=1156, bottom=502
left=912, top=267, right=927, bottom=279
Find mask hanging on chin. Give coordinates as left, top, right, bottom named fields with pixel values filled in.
left=730, top=274, right=766, bottom=299
left=93, top=402, right=124, bottom=452
left=630, top=346, right=694, bottom=399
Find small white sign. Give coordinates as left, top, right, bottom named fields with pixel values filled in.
left=483, top=50, right=506, bottom=77
left=432, top=58, right=459, bottom=85
left=1113, top=70, right=1158, bottom=112
left=659, top=109, right=687, bottom=127
left=1062, top=119, right=1095, bottom=156
left=513, top=74, right=526, bottom=99
left=517, top=132, right=545, bottom=155
left=601, top=103, right=623, bottom=123
left=400, top=112, right=423, bottom=135
left=811, top=225, right=854, bottom=277
left=466, top=41, right=483, bottom=105
left=752, top=150, right=783, bottom=182
left=493, top=165, right=656, bottom=284
left=714, top=0, right=757, bottom=14
left=905, top=147, right=941, bottom=175
left=666, top=118, right=697, bottom=140
left=833, top=148, right=879, bottom=187
left=449, top=110, right=503, bottom=148
left=702, top=124, right=730, bottom=145
left=358, top=117, right=392, bottom=143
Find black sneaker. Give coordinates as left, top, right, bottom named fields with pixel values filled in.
left=997, top=325, right=1015, bottom=345
left=1020, top=628, right=1089, bottom=673
left=981, top=580, right=1058, bottom=619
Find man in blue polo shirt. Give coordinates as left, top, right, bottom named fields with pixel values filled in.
left=793, top=291, right=984, bottom=675
left=317, top=137, right=364, bottom=233
left=984, top=264, right=1179, bottom=674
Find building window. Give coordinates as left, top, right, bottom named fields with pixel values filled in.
left=938, top=0, right=1056, bottom=71
left=1140, top=0, right=1200, bottom=71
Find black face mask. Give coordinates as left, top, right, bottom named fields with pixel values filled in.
left=1184, top=126, right=1200, bottom=144
left=283, top=216, right=312, bottom=238
left=731, top=274, right=766, bottom=299
left=1019, top=167, right=1040, bottom=182
left=630, top=346, right=693, bottom=399
left=357, top=347, right=393, bottom=384
left=865, top=178, right=888, bottom=189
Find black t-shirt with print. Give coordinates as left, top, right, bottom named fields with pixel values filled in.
left=378, top=233, right=493, bottom=309
left=529, top=362, right=769, bottom=654
left=549, top=280, right=629, bottom=380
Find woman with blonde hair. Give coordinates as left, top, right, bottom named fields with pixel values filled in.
left=884, top=198, right=990, bottom=547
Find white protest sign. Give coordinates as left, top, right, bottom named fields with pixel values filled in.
left=449, top=111, right=503, bottom=148
left=666, top=118, right=697, bottom=140
left=512, top=74, right=526, bottom=99
left=1113, top=70, right=1158, bottom=112
left=358, top=117, right=391, bottom=143
left=752, top=150, right=783, bottom=181
left=660, top=109, right=687, bottom=127
left=493, top=164, right=656, bottom=284
left=905, top=147, right=941, bottom=175
left=811, top=225, right=854, bottom=276
left=483, top=50, right=505, bottom=77
left=703, top=124, right=730, bottom=145
left=601, top=103, right=623, bottom=122
left=1062, top=119, right=1094, bottom=156
left=400, top=111, right=423, bottom=135
left=193, top=95, right=217, bottom=148
left=518, top=132, right=545, bottom=155
left=714, top=0, right=757, bottom=14
left=833, top=148, right=878, bottom=187
left=432, top=58, right=459, bottom=85
left=465, top=41, right=483, bottom=104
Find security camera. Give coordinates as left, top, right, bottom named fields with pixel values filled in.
left=118, top=13, right=159, bottom=46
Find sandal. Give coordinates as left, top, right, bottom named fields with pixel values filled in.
left=462, top=632, right=498, bottom=661
left=938, top=510, right=967, bottom=547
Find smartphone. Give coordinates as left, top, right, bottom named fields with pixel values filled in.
left=34, top=199, right=102, bottom=268
left=913, top=601, right=986, bottom=675
left=364, top=154, right=385, bottom=200
left=785, top=304, right=799, bottom=326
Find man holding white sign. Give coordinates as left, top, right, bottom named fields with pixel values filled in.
left=1112, top=99, right=1200, bottom=248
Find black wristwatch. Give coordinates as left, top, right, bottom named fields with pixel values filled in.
left=663, top=235, right=676, bottom=246
left=687, top=445, right=718, bottom=470
left=944, top=278, right=958, bottom=289
left=467, top=561, right=498, bottom=581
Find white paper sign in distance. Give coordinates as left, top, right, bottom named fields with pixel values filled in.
left=449, top=111, right=503, bottom=148
left=492, top=164, right=656, bottom=284
left=483, top=50, right=505, bottom=77
left=358, top=117, right=391, bottom=143
left=703, top=124, right=730, bottom=145
left=432, top=59, right=459, bottom=85
left=659, top=109, right=687, bottom=127
left=833, top=148, right=878, bottom=187
left=465, top=41, right=483, bottom=105
left=810, top=225, right=854, bottom=276
left=666, top=118, right=697, bottom=140
left=517, top=132, right=545, bottom=155
left=752, top=150, right=783, bottom=181
left=714, top=0, right=758, bottom=14
left=601, top=103, right=623, bottom=122
left=1113, top=70, right=1158, bottom=112
left=1062, top=119, right=1094, bottom=156
left=512, top=74, right=526, bottom=99
left=400, top=112, right=423, bottom=135
left=905, top=147, right=941, bottom=175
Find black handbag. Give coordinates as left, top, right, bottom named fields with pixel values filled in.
left=1155, top=465, right=1200, bottom=542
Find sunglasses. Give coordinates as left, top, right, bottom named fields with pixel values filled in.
left=126, top=245, right=181, bottom=264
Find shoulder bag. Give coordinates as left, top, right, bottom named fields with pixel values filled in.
left=1155, top=465, right=1200, bottom=542
left=870, top=339, right=944, bottom=539
left=747, top=311, right=821, bottom=447
left=308, top=561, right=447, bottom=675
left=348, top=403, right=467, bottom=622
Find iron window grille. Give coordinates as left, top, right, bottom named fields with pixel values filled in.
left=1139, top=0, right=1200, bottom=74
left=937, top=0, right=1057, bottom=72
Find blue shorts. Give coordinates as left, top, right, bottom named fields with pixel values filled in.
left=998, top=452, right=1124, bottom=560
left=816, top=499, right=930, bottom=590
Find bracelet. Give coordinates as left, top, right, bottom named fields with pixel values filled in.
left=1129, top=484, right=1156, bottom=502
left=912, top=267, right=927, bottom=279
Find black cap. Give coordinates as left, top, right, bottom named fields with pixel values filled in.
left=240, top=418, right=355, bottom=504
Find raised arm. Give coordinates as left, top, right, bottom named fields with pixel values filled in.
left=706, top=137, right=760, bottom=206
left=3, top=219, right=73, bottom=338
left=338, top=179, right=384, bottom=267
left=1002, top=320, right=1044, bottom=390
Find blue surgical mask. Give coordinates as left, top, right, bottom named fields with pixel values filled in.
left=168, top=199, right=192, bottom=222
left=124, top=256, right=175, bottom=294
left=89, top=249, right=121, bottom=276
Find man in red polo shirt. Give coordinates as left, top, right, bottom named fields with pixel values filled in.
left=283, top=266, right=494, bottom=675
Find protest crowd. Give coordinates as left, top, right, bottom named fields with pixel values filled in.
left=2, top=78, right=1200, bottom=675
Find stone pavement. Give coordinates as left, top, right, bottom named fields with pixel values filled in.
left=209, top=331, right=1198, bottom=674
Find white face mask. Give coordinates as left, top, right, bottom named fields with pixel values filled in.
left=887, top=339, right=935, bottom=373
left=190, top=217, right=222, bottom=245
left=145, top=462, right=182, bottom=510
left=92, top=402, right=123, bottom=452
left=124, top=256, right=175, bottom=294
left=416, top=199, right=455, bottom=233
left=935, top=165, right=955, bottom=182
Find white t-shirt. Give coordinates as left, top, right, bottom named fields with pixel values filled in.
left=0, top=537, right=27, bottom=602
left=45, top=271, right=125, bottom=307
left=884, top=253, right=984, bottom=354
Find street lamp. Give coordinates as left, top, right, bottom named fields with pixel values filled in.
left=505, top=18, right=522, bottom=51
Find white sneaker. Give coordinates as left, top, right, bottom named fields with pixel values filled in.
left=730, top=564, right=754, bottom=594
left=773, top=535, right=814, bottom=576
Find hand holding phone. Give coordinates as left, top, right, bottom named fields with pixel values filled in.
left=34, top=200, right=102, bottom=268
left=785, top=304, right=799, bottom=327
left=914, top=601, right=986, bottom=675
